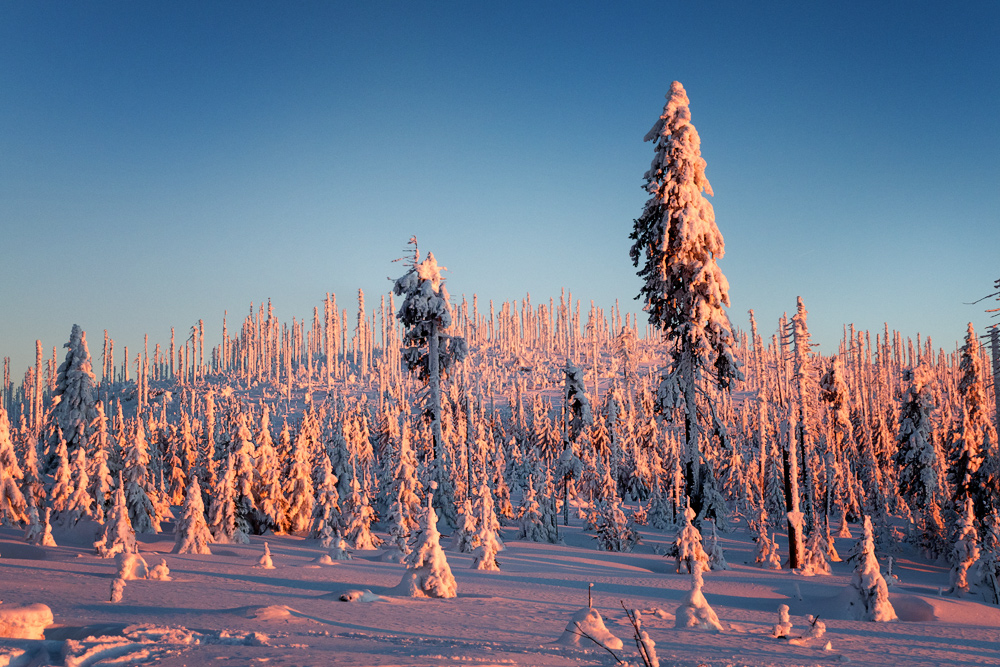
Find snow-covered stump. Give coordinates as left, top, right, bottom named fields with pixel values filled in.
left=556, top=607, right=623, bottom=651
left=0, top=603, right=53, bottom=639
left=396, top=488, right=456, bottom=599
left=845, top=515, right=897, bottom=621
left=675, top=564, right=723, bottom=631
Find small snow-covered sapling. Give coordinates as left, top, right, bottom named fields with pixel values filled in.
left=772, top=604, right=792, bottom=638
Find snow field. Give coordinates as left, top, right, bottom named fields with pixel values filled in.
left=2, top=513, right=1000, bottom=666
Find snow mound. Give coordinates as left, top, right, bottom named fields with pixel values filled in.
left=309, top=554, right=335, bottom=566
left=555, top=607, right=623, bottom=650
left=0, top=603, right=52, bottom=639
left=338, top=589, right=383, bottom=603
left=247, top=605, right=296, bottom=620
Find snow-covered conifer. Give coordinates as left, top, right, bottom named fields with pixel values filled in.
left=517, top=475, right=558, bottom=543
left=846, top=516, right=896, bottom=621
left=628, top=82, right=741, bottom=517
left=948, top=498, right=980, bottom=596
left=122, top=420, right=158, bottom=534
left=674, top=561, right=723, bottom=631
left=593, top=495, right=640, bottom=553
left=471, top=477, right=502, bottom=571
left=771, top=604, right=792, bottom=638
left=229, top=412, right=258, bottom=535
left=309, top=454, right=341, bottom=544
left=46, top=324, right=100, bottom=463
left=705, top=519, right=728, bottom=571
left=64, top=446, right=92, bottom=525
left=895, top=364, right=947, bottom=557
left=393, top=240, right=467, bottom=520
left=88, top=401, right=114, bottom=523
left=208, top=454, right=248, bottom=544
left=253, top=405, right=286, bottom=532
left=453, top=497, right=478, bottom=553
left=398, top=486, right=457, bottom=598
left=0, top=406, right=27, bottom=525
left=173, top=475, right=212, bottom=555
left=384, top=420, right=422, bottom=549
left=258, top=541, right=275, bottom=569
left=341, top=477, right=381, bottom=550
left=283, top=426, right=315, bottom=533
left=672, top=504, right=709, bottom=574
left=95, top=474, right=136, bottom=557
left=800, top=526, right=832, bottom=576
left=48, top=436, right=73, bottom=518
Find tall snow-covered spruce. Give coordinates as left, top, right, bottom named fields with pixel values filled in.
left=392, top=238, right=467, bottom=525
left=628, top=82, right=741, bottom=518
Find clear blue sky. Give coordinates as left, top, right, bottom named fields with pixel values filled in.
left=2, top=2, right=998, bottom=376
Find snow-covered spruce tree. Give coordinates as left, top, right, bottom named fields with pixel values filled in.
left=948, top=497, right=980, bottom=596
left=0, top=405, right=27, bottom=525
left=341, top=476, right=381, bottom=550
left=398, top=484, right=457, bottom=598
left=64, top=446, right=93, bottom=525
left=95, top=473, right=137, bottom=558
left=471, top=475, right=502, bottom=570
left=674, top=559, right=723, bottom=631
left=517, top=473, right=559, bottom=544
left=672, top=504, right=709, bottom=574
left=229, top=412, right=259, bottom=535
left=704, top=519, right=728, bottom=571
left=253, top=405, right=286, bottom=532
left=895, top=364, right=947, bottom=557
left=628, top=82, right=741, bottom=519
left=593, top=494, right=640, bottom=552
left=385, top=419, right=422, bottom=549
left=453, top=497, right=478, bottom=553
left=393, top=239, right=467, bottom=525
left=818, top=356, right=850, bottom=560
left=564, top=361, right=592, bottom=444
left=173, top=475, right=213, bottom=555
left=122, top=420, right=158, bottom=534
left=283, top=425, right=315, bottom=533
left=308, top=453, right=341, bottom=545
left=846, top=515, right=896, bottom=621
left=790, top=297, right=820, bottom=538
left=975, top=509, right=1000, bottom=603
left=88, top=401, right=114, bottom=523
left=208, top=453, right=247, bottom=544
left=949, top=322, right=996, bottom=520
left=45, top=324, right=100, bottom=465
left=48, top=436, right=74, bottom=519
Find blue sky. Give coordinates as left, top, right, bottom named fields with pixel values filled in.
left=2, top=2, right=998, bottom=375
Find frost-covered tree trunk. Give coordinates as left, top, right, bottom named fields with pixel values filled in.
left=627, top=82, right=741, bottom=516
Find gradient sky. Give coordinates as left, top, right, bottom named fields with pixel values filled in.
left=2, top=2, right=998, bottom=376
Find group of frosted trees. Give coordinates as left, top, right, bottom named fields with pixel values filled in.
left=1, top=84, right=999, bottom=609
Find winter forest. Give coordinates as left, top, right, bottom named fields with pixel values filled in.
left=2, top=82, right=1000, bottom=667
